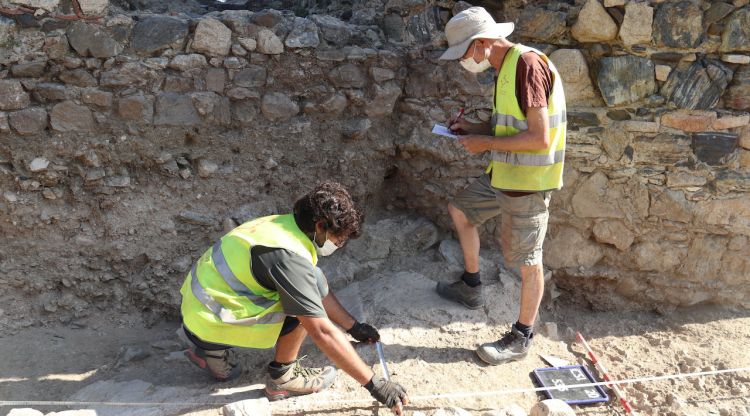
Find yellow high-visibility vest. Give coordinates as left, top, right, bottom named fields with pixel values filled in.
left=180, top=214, right=317, bottom=349
left=486, top=44, right=567, bottom=191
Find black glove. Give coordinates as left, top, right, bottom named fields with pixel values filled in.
left=347, top=321, right=380, bottom=343
left=365, top=376, right=408, bottom=409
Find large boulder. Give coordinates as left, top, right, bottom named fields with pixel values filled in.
left=571, top=172, right=649, bottom=219
left=724, top=65, right=750, bottom=111
left=661, top=59, right=733, bottom=110
left=260, top=92, right=298, bottom=122
left=0, top=80, right=30, bottom=110
left=571, top=0, right=618, bottom=42
left=192, top=18, right=232, bottom=56
left=692, top=132, right=738, bottom=166
left=256, top=29, right=284, bottom=54
left=118, top=94, right=154, bottom=124
left=154, top=93, right=200, bottom=126
left=78, top=0, right=108, bottom=15
left=328, top=63, right=367, bottom=88
left=309, top=14, right=352, bottom=46
left=59, top=69, right=97, bottom=87
left=8, top=108, right=47, bottom=135
left=515, top=7, right=567, bottom=42
left=233, top=66, right=266, bottom=88
left=0, top=16, right=16, bottom=50
left=364, top=81, right=402, bottom=117
left=619, top=1, right=653, bottom=46
left=100, top=63, right=153, bottom=88
left=67, top=21, right=123, bottom=58
left=597, top=55, right=655, bottom=106
left=131, top=16, right=188, bottom=55
left=50, top=101, right=95, bottom=132
left=284, top=17, right=319, bottom=49
left=721, top=6, right=750, bottom=52
left=592, top=220, right=635, bottom=250
left=548, top=49, right=599, bottom=106
left=632, top=133, right=692, bottom=165
left=544, top=226, right=603, bottom=269
left=653, top=1, right=703, bottom=48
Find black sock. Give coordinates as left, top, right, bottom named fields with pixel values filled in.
left=514, top=321, right=532, bottom=338
left=268, top=360, right=294, bottom=379
left=461, top=271, right=481, bottom=287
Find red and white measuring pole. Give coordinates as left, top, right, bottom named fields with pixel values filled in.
left=576, top=332, right=638, bottom=415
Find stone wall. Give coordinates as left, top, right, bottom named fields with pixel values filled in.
left=0, top=0, right=748, bottom=331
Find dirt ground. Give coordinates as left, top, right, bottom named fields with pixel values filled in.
left=1, top=247, right=749, bottom=416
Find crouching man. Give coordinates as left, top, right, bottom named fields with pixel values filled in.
left=179, top=181, right=409, bottom=414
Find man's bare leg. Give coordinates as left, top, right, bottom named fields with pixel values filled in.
left=437, top=203, right=485, bottom=310
left=518, top=263, right=544, bottom=326
left=448, top=202, right=480, bottom=273
left=274, top=324, right=307, bottom=363
left=476, top=262, right=545, bottom=365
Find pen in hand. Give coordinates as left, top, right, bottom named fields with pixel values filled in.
left=450, top=107, right=466, bottom=134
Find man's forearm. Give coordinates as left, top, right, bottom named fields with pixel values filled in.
left=465, top=120, right=493, bottom=135
left=322, top=292, right=356, bottom=330
left=308, top=321, right=374, bottom=385
left=477, top=129, right=548, bottom=152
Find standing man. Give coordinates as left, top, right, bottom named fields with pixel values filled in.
left=436, top=7, right=566, bottom=365
left=180, top=182, right=408, bottom=414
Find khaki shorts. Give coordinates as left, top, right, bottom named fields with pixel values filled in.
left=450, top=173, right=551, bottom=268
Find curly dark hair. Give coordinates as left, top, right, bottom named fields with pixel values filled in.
left=293, top=181, right=363, bottom=239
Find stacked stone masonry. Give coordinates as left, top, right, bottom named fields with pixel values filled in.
left=0, top=0, right=749, bottom=330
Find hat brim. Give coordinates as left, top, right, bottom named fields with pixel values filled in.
left=439, top=22, right=515, bottom=60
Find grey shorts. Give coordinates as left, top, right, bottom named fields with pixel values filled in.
left=450, top=173, right=551, bottom=268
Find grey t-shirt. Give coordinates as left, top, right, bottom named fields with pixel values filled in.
left=250, top=245, right=329, bottom=318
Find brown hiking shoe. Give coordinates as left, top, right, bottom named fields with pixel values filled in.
left=265, top=357, right=337, bottom=401
left=436, top=280, right=484, bottom=309
left=184, top=347, right=241, bottom=382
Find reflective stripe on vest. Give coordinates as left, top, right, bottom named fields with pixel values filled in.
left=180, top=214, right=317, bottom=349
left=487, top=44, right=567, bottom=192
left=492, top=149, right=565, bottom=166
left=189, top=263, right=285, bottom=326
left=491, top=111, right=568, bottom=131
left=210, top=241, right=277, bottom=310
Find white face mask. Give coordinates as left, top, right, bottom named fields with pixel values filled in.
left=460, top=43, right=492, bottom=73
left=313, top=231, right=339, bottom=257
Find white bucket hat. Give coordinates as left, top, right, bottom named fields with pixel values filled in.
left=439, top=7, right=514, bottom=61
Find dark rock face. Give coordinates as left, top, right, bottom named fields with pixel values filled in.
left=568, top=111, right=600, bottom=128
left=654, top=1, right=703, bottom=48
left=0, top=80, right=30, bottom=110
left=721, top=6, right=750, bottom=52
left=405, top=6, right=447, bottom=44
left=50, top=101, right=95, bottom=132
left=8, top=107, right=47, bottom=135
left=661, top=59, right=733, bottom=110
left=154, top=93, right=200, bottom=126
left=704, top=2, right=735, bottom=27
left=597, top=55, right=655, bottom=107
left=131, top=16, right=188, bottom=55
left=67, top=21, right=123, bottom=58
left=233, top=65, right=267, bottom=88
left=724, top=65, right=750, bottom=111
left=692, top=132, right=739, bottom=166
left=11, top=61, right=47, bottom=78
left=515, top=7, right=567, bottom=42
left=59, top=69, right=98, bottom=87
